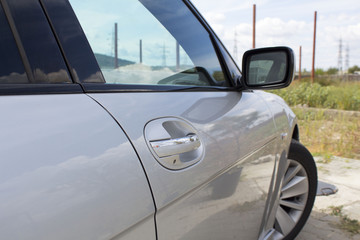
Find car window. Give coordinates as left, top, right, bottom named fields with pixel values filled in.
left=215, top=37, right=242, bottom=87
left=69, top=0, right=228, bottom=87
left=0, top=4, right=27, bottom=84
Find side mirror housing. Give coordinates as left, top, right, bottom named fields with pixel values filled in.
left=241, top=46, right=295, bottom=89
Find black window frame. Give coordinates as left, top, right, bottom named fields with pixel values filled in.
left=0, top=0, right=83, bottom=95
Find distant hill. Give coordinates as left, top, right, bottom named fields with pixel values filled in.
left=94, top=53, right=135, bottom=69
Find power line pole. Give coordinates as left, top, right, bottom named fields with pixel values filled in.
left=252, top=4, right=256, bottom=49
left=299, top=46, right=302, bottom=81
left=162, top=43, right=166, bottom=67
left=311, top=11, right=317, bottom=84
left=114, top=23, right=118, bottom=69
left=233, top=30, right=238, bottom=62
left=337, top=38, right=343, bottom=75
left=345, top=43, right=349, bottom=80
left=139, top=39, right=143, bottom=64
left=176, top=41, right=180, bottom=71
left=345, top=43, right=349, bottom=72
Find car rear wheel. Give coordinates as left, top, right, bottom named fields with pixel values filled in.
left=267, top=140, right=317, bottom=240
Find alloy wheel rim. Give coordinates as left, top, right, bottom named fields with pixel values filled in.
left=269, top=159, right=309, bottom=239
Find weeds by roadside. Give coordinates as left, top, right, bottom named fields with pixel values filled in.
left=330, top=206, right=360, bottom=234
left=292, top=107, right=359, bottom=159
left=269, top=78, right=360, bottom=111
left=268, top=78, right=360, bottom=159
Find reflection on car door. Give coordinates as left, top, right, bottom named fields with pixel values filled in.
left=0, top=95, right=155, bottom=239
left=43, top=0, right=287, bottom=238
left=90, top=90, right=280, bottom=239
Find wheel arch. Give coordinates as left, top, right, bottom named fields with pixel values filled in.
left=292, top=124, right=299, bottom=142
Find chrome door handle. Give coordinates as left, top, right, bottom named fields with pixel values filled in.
left=150, top=134, right=200, bottom=158
left=145, top=118, right=203, bottom=170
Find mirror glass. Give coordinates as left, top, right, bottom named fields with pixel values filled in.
left=247, top=52, right=287, bottom=86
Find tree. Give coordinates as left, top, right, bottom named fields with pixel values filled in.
left=315, top=68, right=325, bottom=75
left=348, top=65, right=360, bottom=74
left=326, top=67, right=338, bottom=75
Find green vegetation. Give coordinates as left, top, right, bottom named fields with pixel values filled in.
left=268, top=78, right=360, bottom=159
left=316, top=152, right=333, bottom=164
left=311, top=67, right=340, bottom=76
left=326, top=67, right=338, bottom=75
left=348, top=65, right=360, bottom=74
left=330, top=205, right=343, bottom=216
left=310, top=65, right=359, bottom=75
left=269, top=78, right=360, bottom=111
left=315, top=68, right=325, bottom=76
left=292, top=107, right=359, bottom=159
left=330, top=206, right=360, bottom=234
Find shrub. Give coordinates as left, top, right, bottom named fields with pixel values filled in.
left=269, top=80, right=360, bottom=111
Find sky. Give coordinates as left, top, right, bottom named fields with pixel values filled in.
left=191, top=0, right=360, bottom=72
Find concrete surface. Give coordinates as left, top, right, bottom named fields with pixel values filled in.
left=297, top=156, right=360, bottom=239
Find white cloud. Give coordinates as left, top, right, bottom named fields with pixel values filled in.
left=215, top=18, right=311, bottom=67
left=318, top=21, right=360, bottom=68
left=192, top=0, right=269, bottom=14
left=203, top=12, right=226, bottom=22
left=192, top=0, right=360, bottom=70
left=257, top=18, right=307, bottom=38
left=71, top=0, right=360, bottom=70
left=211, top=24, right=226, bottom=36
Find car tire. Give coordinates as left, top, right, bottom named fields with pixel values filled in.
left=273, top=139, right=317, bottom=240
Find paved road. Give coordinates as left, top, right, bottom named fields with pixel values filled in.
left=297, top=156, right=360, bottom=239
left=298, top=210, right=360, bottom=240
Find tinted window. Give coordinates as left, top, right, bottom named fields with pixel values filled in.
left=69, top=0, right=228, bottom=87
left=7, top=0, right=71, bottom=83
left=0, top=4, right=27, bottom=84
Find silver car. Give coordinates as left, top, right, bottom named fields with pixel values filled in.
left=0, top=0, right=317, bottom=239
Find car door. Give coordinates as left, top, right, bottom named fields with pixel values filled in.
left=44, top=0, right=287, bottom=239
left=0, top=1, right=155, bottom=239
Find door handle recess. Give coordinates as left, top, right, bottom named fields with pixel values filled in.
left=150, top=134, right=200, bottom=158
left=145, top=118, right=203, bottom=170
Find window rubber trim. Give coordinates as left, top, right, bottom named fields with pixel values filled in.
left=82, top=83, right=237, bottom=93
left=0, top=83, right=84, bottom=95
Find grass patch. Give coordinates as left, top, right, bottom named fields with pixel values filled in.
left=330, top=205, right=343, bottom=216
left=330, top=206, right=360, bottom=234
left=292, top=107, right=360, bottom=159
left=341, top=216, right=360, bottom=234
left=316, top=153, right=333, bottom=164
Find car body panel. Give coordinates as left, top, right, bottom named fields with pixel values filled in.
left=0, top=94, right=155, bottom=240
left=254, top=90, right=297, bottom=146
left=90, top=91, right=287, bottom=239
left=0, top=0, right=309, bottom=238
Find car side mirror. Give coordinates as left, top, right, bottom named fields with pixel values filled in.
left=241, top=46, right=295, bottom=89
